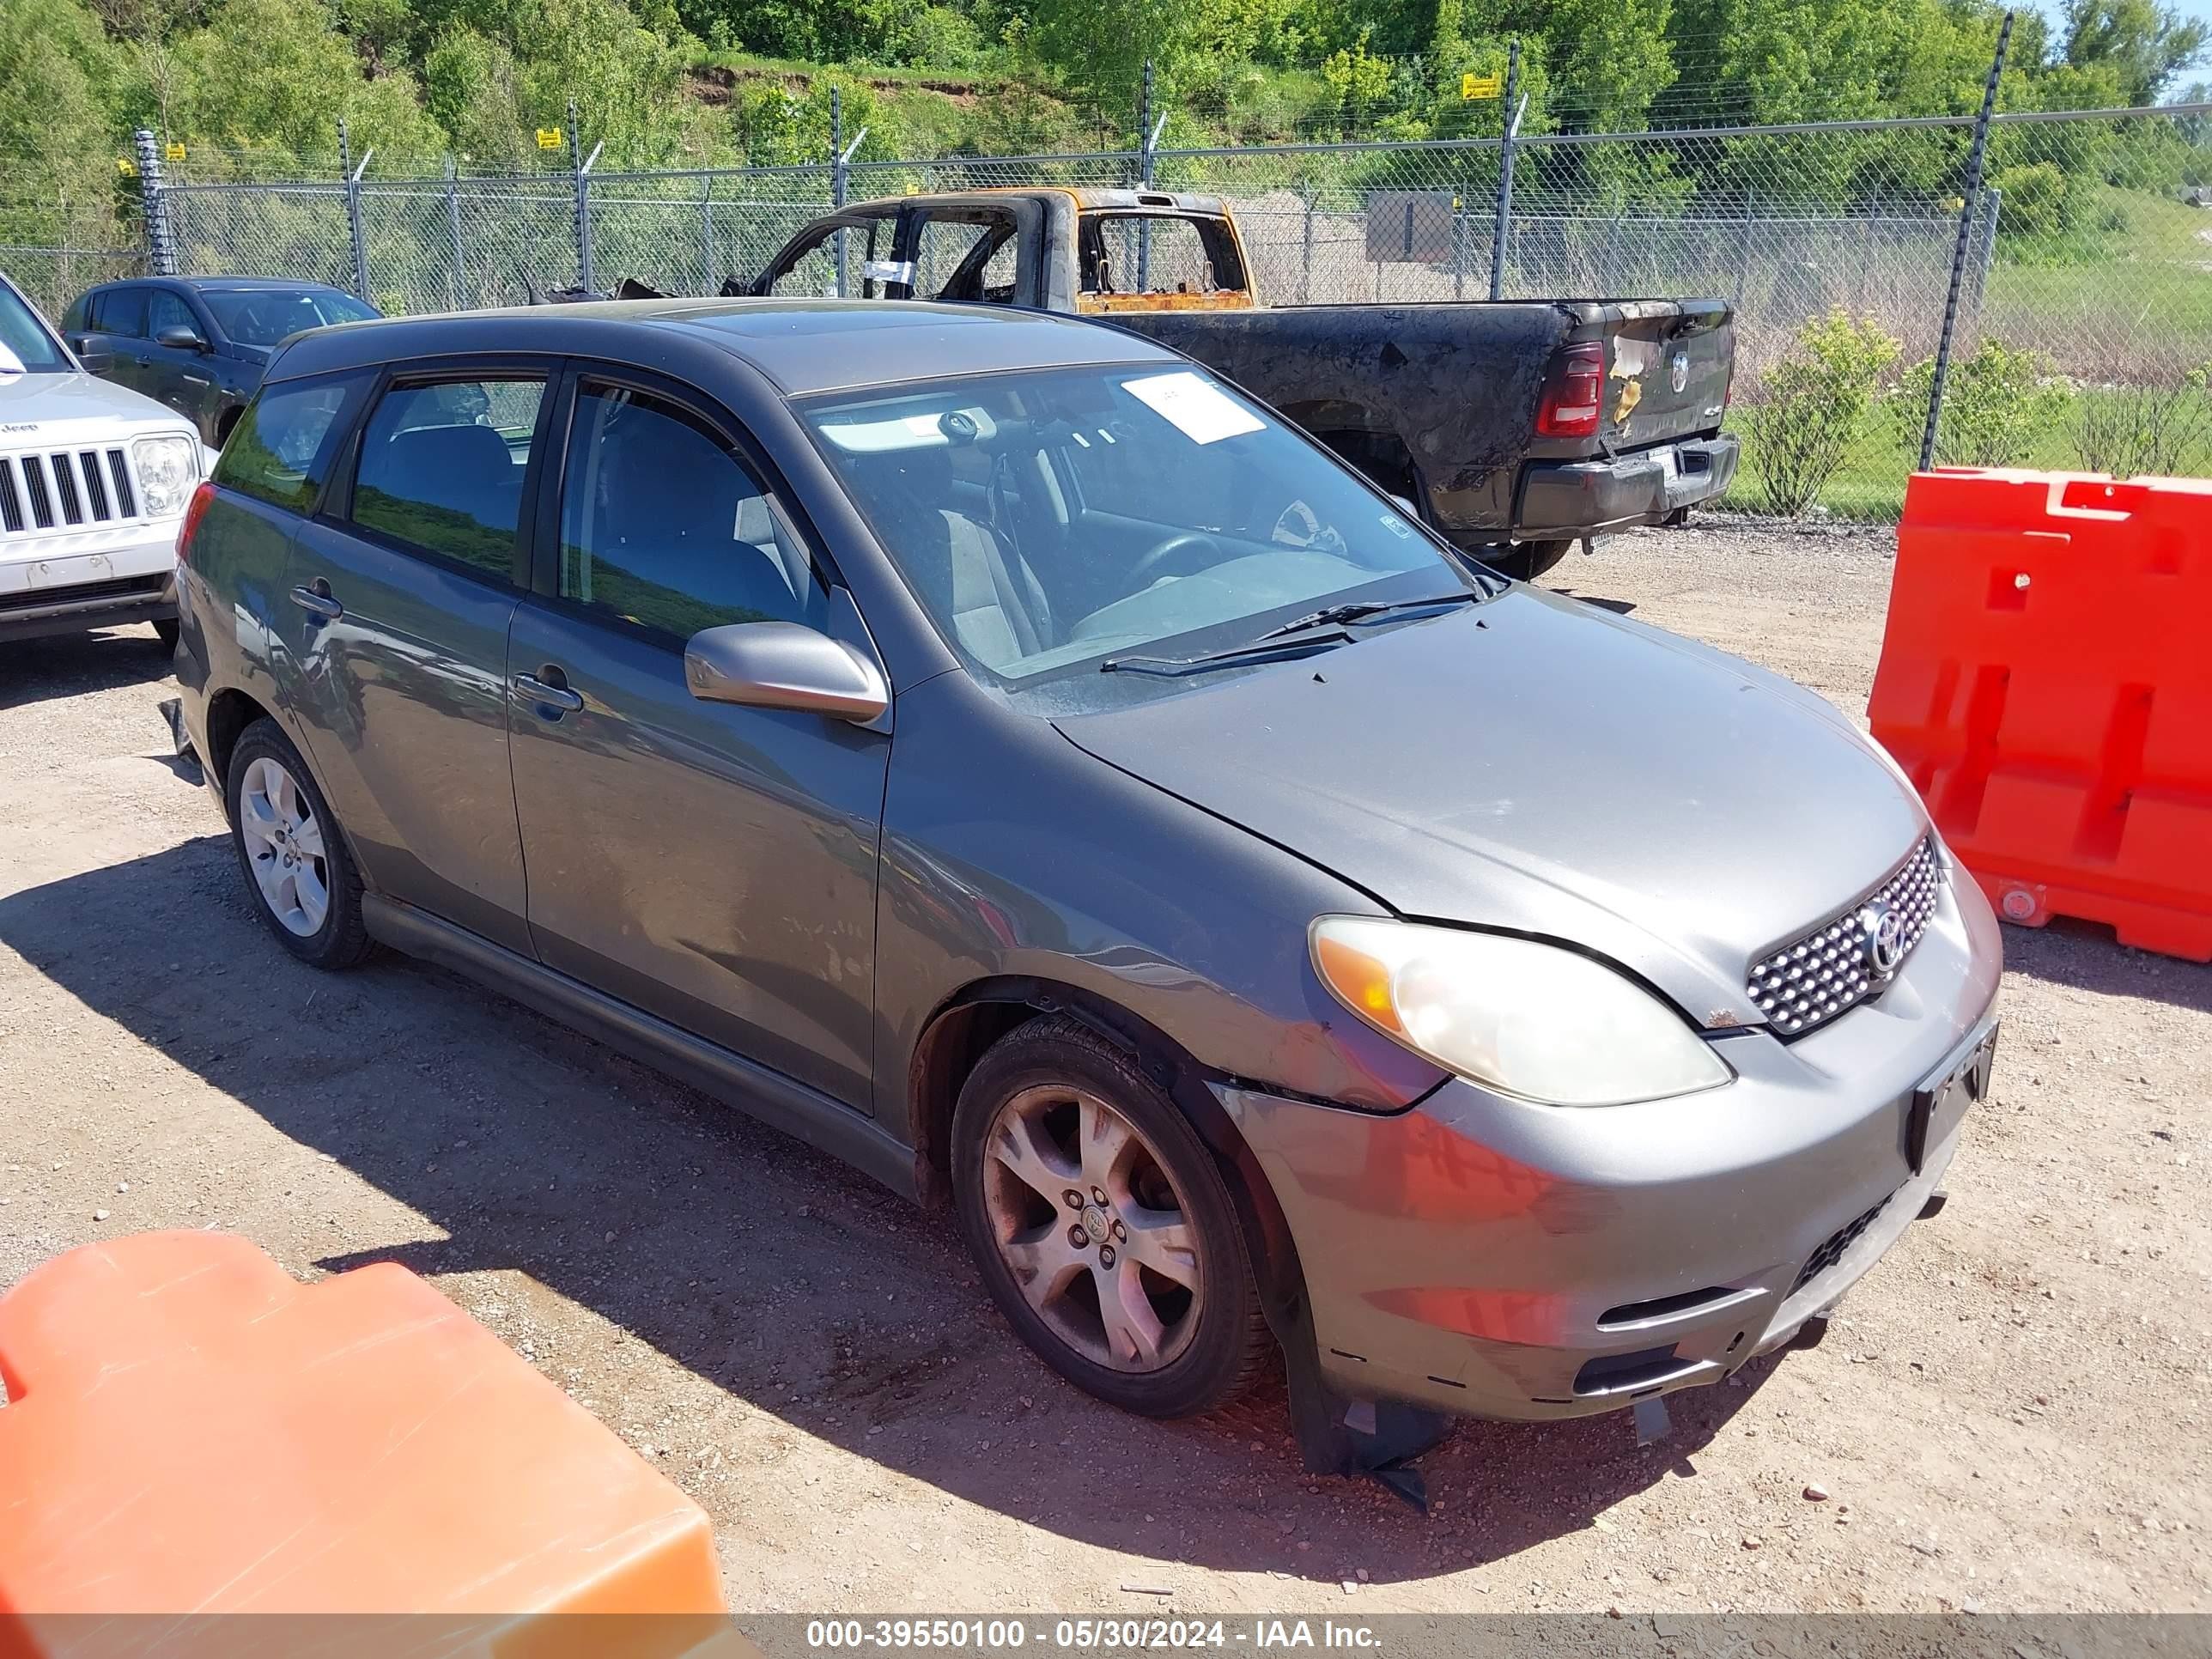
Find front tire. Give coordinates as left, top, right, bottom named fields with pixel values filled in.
left=1481, top=538, right=1573, bottom=581
left=224, top=718, right=371, bottom=969
left=951, top=1018, right=1270, bottom=1418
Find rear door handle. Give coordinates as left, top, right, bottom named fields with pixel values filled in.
left=289, top=584, right=343, bottom=622
left=512, top=672, right=584, bottom=714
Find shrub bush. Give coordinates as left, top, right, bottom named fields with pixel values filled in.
left=1745, top=309, right=1901, bottom=516
left=2072, top=365, right=2212, bottom=477
left=1899, top=339, right=2071, bottom=468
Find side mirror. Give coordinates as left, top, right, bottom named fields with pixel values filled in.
left=1389, top=494, right=1424, bottom=522
left=684, top=621, right=888, bottom=723
left=155, top=325, right=207, bottom=353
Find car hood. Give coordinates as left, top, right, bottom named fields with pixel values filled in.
left=1053, top=586, right=1928, bottom=1026
left=0, top=368, right=198, bottom=437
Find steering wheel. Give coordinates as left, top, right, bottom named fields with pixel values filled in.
left=1127, top=531, right=1224, bottom=586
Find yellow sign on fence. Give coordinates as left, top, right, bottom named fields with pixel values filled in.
left=535, top=128, right=564, bottom=150
left=1462, top=72, right=1501, bottom=100
left=164, top=142, right=185, bottom=161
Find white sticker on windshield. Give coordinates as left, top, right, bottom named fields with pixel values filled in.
left=0, top=341, right=24, bottom=378
left=1122, top=371, right=1264, bottom=445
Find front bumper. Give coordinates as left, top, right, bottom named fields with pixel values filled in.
left=0, top=528, right=181, bottom=644
left=1515, top=433, right=1740, bottom=538
left=1220, top=860, right=2001, bottom=1422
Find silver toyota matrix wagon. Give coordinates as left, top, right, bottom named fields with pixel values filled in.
left=173, top=299, right=2001, bottom=1472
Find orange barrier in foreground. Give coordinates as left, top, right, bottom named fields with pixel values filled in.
left=0, top=1232, right=747, bottom=1659
left=1870, top=468, right=2212, bottom=963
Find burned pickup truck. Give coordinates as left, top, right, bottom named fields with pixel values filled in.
left=750, top=188, right=1738, bottom=579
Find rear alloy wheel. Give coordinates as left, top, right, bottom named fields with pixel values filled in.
left=225, top=719, right=371, bottom=969
left=952, top=1018, right=1269, bottom=1418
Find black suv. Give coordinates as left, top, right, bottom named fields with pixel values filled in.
left=62, top=277, right=379, bottom=448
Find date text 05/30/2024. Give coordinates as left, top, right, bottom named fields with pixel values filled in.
left=805, top=1620, right=1382, bottom=1651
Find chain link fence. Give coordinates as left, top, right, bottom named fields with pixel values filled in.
left=0, top=246, right=144, bottom=318
left=132, top=99, right=2212, bottom=513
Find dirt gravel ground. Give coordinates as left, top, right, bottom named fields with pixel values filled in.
left=2, top=519, right=2207, bottom=1617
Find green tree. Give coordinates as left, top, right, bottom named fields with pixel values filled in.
left=0, top=0, right=121, bottom=241
left=2062, top=0, right=2208, bottom=106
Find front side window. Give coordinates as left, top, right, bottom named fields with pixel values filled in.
left=0, top=280, right=70, bottom=373
left=557, top=383, right=823, bottom=641
left=203, top=288, right=377, bottom=348
left=89, top=287, right=148, bottom=338
left=147, top=290, right=197, bottom=337
left=349, top=378, right=543, bottom=579
left=803, top=364, right=1469, bottom=687
left=763, top=216, right=897, bottom=299
left=213, top=377, right=359, bottom=510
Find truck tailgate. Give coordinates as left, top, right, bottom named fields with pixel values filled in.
left=1583, top=299, right=1734, bottom=448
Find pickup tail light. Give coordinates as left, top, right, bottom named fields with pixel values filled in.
left=1536, top=342, right=1606, bottom=439
left=175, top=480, right=216, bottom=566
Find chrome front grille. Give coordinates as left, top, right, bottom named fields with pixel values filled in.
left=1748, top=837, right=1941, bottom=1036
left=0, top=447, right=140, bottom=538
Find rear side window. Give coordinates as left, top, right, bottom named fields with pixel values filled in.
left=89, top=288, right=147, bottom=337
left=912, top=210, right=1018, bottom=303
left=349, top=379, right=544, bottom=580
left=214, top=379, right=358, bottom=512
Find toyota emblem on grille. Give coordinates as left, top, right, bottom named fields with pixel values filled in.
left=1860, top=901, right=1908, bottom=975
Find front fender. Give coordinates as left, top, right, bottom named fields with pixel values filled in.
left=870, top=671, right=1446, bottom=1150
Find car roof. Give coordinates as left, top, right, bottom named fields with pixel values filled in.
left=84, top=276, right=355, bottom=295
left=179, top=276, right=356, bottom=292
left=264, top=297, right=1181, bottom=398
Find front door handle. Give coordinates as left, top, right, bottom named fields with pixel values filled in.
left=289, top=583, right=343, bottom=622
left=512, top=671, right=584, bottom=714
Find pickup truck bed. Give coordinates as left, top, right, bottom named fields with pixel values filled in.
left=1113, top=297, right=1737, bottom=572
left=750, top=189, right=1739, bottom=577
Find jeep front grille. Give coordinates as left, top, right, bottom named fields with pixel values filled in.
left=0, top=447, right=141, bottom=537
left=1748, top=836, right=1941, bottom=1037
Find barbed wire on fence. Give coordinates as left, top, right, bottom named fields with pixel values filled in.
left=15, top=94, right=2210, bottom=512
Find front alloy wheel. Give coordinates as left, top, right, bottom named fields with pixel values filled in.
left=952, top=1018, right=1269, bottom=1418
left=981, top=1082, right=1203, bottom=1372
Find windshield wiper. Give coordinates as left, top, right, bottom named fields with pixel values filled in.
left=1256, top=589, right=1483, bottom=641
left=1100, top=630, right=1353, bottom=679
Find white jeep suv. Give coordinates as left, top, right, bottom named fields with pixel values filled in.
left=2, top=270, right=207, bottom=646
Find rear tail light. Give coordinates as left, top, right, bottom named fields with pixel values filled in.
left=175, top=480, right=216, bottom=566
left=1536, top=342, right=1606, bottom=438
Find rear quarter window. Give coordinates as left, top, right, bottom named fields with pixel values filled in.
left=214, top=376, right=362, bottom=512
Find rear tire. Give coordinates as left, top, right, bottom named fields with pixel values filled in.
left=224, top=718, right=371, bottom=969
left=152, top=617, right=180, bottom=651
left=951, top=1017, right=1270, bottom=1419
left=1482, top=538, right=1574, bottom=582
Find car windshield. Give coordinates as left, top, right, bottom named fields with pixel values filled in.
left=0, top=281, right=71, bottom=373
left=801, top=364, right=1482, bottom=686
left=203, top=289, right=378, bottom=347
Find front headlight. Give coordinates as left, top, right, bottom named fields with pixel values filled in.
left=131, top=434, right=202, bottom=517
left=1310, top=915, right=1732, bottom=1107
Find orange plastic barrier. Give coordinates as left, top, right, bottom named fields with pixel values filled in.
left=0, top=1232, right=748, bottom=1659
left=1869, top=468, right=2212, bottom=962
